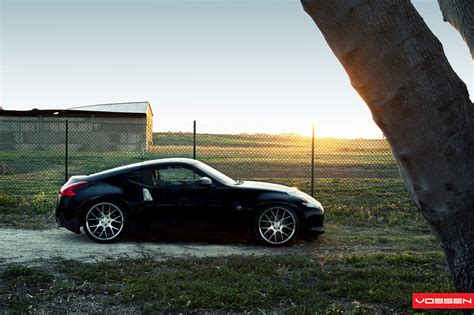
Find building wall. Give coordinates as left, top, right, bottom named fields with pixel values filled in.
left=0, top=116, right=148, bottom=152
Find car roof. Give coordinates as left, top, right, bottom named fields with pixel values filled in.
left=142, top=158, right=200, bottom=167
left=88, top=158, right=200, bottom=179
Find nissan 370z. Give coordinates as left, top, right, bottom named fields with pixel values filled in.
left=55, top=158, right=324, bottom=246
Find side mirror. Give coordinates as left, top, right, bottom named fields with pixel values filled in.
left=199, top=177, right=213, bottom=186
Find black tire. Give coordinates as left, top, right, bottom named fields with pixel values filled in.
left=83, top=200, right=127, bottom=243
left=255, top=205, right=299, bottom=246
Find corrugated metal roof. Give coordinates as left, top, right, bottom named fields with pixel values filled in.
left=68, top=102, right=151, bottom=115
left=0, top=109, right=145, bottom=118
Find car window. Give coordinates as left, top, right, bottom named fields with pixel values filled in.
left=126, top=171, right=142, bottom=183
left=149, top=166, right=201, bottom=187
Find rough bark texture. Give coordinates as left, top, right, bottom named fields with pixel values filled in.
left=438, top=0, right=474, bottom=58
left=301, top=0, right=474, bottom=292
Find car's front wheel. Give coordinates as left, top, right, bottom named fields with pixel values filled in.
left=83, top=201, right=126, bottom=243
left=255, top=205, right=299, bottom=246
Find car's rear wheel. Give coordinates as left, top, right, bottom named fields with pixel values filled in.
left=83, top=201, right=126, bottom=243
left=256, top=206, right=299, bottom=246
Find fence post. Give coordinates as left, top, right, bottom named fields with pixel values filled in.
left=311, top=122, right=315, bottom=197
left=193, top=120, right=196, bottom=159
left=65, top=119, right=69, bottom=182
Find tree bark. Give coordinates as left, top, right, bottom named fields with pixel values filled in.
left=301, top=0, right=474, bottom=292
left=438, top=0, right=474, bottom=58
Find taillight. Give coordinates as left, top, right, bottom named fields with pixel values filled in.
left=60, top=181, right=88, bottom=197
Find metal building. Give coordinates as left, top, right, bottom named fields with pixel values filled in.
left=0, top=102, right=153, bottom=152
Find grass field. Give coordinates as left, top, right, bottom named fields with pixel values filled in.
left=0, top=226, right=451, bottom=313
left=0, top=246, right=452, bottom=313
left=0, top=133, right=402, bottom=195
left=0, top=132, right=450, bottom=313
left=0, top=132, right=411, bottom=229
left=1, top=133, right=400, bottom=193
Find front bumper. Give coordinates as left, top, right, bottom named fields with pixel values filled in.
left=299, top=204, right=325, bottom=238
left=309, top=226, right=325, bottom=234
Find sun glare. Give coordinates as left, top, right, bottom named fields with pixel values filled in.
left=154, top=118, right=384, bottom=139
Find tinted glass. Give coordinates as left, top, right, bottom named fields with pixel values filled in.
left=194, top=161, right=236, bottom=185
left=149, top=166, right=201, bottom=186
left=127, top=171, right=142, bottom=183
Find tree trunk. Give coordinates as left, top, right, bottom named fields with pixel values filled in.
left=301, top=0, right=474, bottom=292
left=438, top=0, right=474, bottom=58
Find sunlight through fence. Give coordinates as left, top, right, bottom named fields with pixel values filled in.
left=0, top=119, right=404, bottom=207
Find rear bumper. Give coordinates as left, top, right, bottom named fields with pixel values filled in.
left=55, top=195, right=82, bottom=234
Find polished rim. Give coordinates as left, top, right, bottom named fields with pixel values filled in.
left=85, top=202, right=124, bottom=241
left=258, top=207, right=296, bottom=245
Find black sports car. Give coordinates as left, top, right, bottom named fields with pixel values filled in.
left=56, top=158, right=324, bottom=246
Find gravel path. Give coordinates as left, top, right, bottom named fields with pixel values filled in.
left=0, top=228, right=303, bottom=265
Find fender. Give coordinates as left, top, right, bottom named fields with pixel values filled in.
left=76, top=183, right=129, bottom=221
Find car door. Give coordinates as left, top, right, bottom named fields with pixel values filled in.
left=204, top=185, right=253, bottom=234
left=141, top=164, right=210, bottom=233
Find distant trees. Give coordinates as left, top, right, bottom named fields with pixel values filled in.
left=302, top=0, right=473, bottom=292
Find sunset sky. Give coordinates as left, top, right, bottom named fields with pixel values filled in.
left=1, top=0, right=472, bottom=138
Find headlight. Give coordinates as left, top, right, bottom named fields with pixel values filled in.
left=300, top=201, right=318, bottom=208
left=287, top=190, right=322, bottom=209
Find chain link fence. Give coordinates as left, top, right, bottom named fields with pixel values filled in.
left=0, top=119, right=407, bottom=213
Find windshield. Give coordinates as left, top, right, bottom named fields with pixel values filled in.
left=194, top=161, right=237, bottom=185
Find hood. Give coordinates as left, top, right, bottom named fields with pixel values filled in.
left=238, top=181, right=294, bottom=193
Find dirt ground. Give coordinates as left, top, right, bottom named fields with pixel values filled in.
left=0, top=227, right=306, bottom=266
left=0, top=226, right=445, bottom=313
left=0, top=225, right=436, bottom=267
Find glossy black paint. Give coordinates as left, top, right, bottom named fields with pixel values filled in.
left=55, top=158, right=324, bottom=241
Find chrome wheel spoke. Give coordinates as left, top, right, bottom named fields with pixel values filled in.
left=276, top=231, right=283, bottom=241
left=94, top=206, right=101, bottom=216
left=272, top=232, right=278, bottom=242
left=90, top=212, right=100, bottom=219
left=263, top=228, right=273, bottom=235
